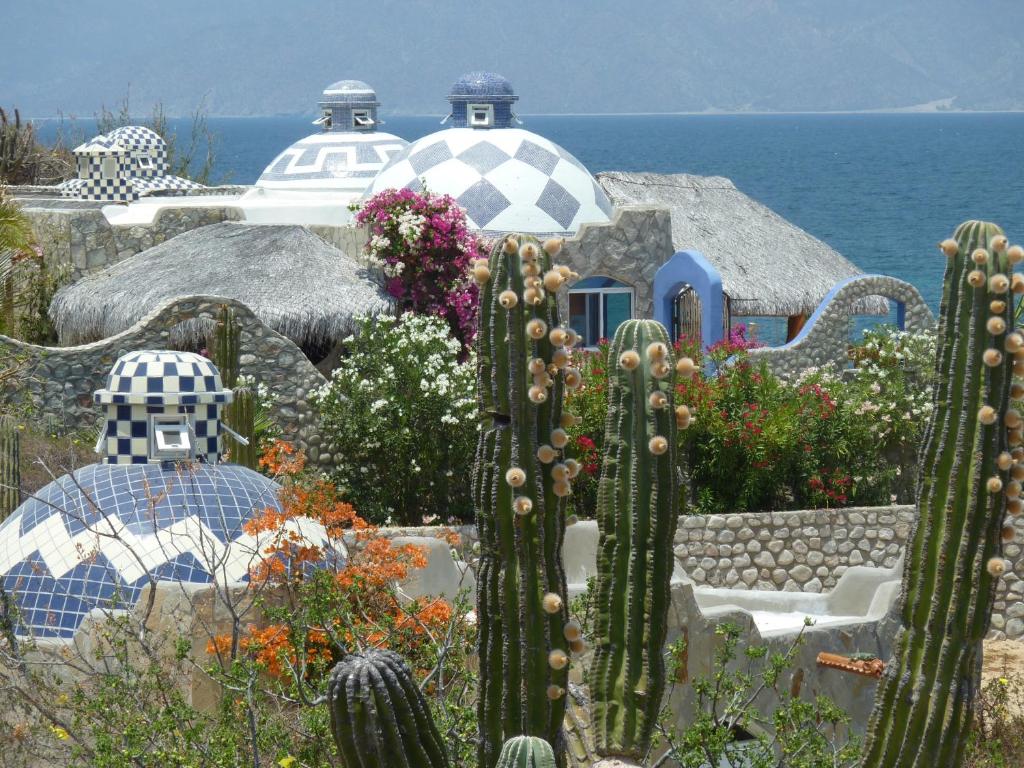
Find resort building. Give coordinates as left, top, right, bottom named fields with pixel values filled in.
left=57, top=125, right=203, bottom=202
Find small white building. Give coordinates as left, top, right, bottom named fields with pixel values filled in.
left=58, top=125, right=202, bottom=202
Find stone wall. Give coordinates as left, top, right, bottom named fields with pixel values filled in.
left=0, top=295, right=334, bottom=469
left=559, top=204, right=675, bottom=319
left=745, top=274, right=935, bottom=378
left=16, top=193, right=245, bottom=278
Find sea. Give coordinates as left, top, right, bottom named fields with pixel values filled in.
left=35, top=112, right=1024, bottom=339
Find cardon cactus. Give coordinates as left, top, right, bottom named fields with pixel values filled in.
left=474, top=234, right=579, bottom=768
left=496, top=735, right=559, bottom=768
left=211, top=304, right=258, bottom=467
left=211, top=303, right=241, bottom=389
left=0, top=419, right=19, bottom=520
left=589, top=319, right=682, bottom=759
left=861, top=221, right=1024, bottom=767
left=228, top=387, right=258, bottom=470
left=327, top=649, right=450, bottom=768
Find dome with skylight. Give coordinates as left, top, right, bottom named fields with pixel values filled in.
left=364, top=73, right=613, bottom=237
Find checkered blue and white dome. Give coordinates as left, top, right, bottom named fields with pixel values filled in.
left=0, top=462, right=339, bottom=639
left=365, top=127, right=614, bottom=235
left=257, top=132, right=408, bottom=192
left=94, top=350, right=230, bottom=406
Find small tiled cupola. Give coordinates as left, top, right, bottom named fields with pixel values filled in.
left=445, top=72, right=519, bottom=129
left=316, top=80, right=381, bottom=133
left=93, top=351, right=233, bottom=465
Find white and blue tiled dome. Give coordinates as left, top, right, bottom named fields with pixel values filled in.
left=94, top=351, right=232, bottom=465
left=256, top=79, right=407, bottom=194
left=0, top=350, right=338, bottom=640
left=364, top=73, right=613, bottom=237
left=0, top=463, right=289, bottom=638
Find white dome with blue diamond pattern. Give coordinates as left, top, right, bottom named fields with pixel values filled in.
left=0, top=463, right=314, bottom=638
left=365, top=127, right=613, bottom=236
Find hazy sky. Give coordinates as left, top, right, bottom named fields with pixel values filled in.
left=3, top=0, right=1023, bottom=116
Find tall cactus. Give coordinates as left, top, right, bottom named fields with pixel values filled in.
left=860, top=221, right=1023, bottom=767
left=588, top=319, right=681, bottom=759
left=327, top=649, right=451, bottom=768
left=229, top=387, right=258, bottom=470
left=496, top=736, right=559, bottom=768
left=474, top=234, right=579, bottom=768
left=0, top=418, right=20, bottom=520
left=211, top=304, right=258, bottom=467
left=211, top=303, right=240, bottom=389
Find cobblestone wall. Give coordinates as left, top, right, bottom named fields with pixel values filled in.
left=18, top=196, right=244, bottom=278
left=745, top=275, right=935, bottom=378
left=0, top=295, right=334, bottom=469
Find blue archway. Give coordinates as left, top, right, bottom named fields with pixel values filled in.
left=653, top=250, right=725, bottom=351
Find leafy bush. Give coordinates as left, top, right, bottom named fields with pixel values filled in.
left=351, top=187, right=483, bottom=346
left=313, top=313, right=478, bottom=525
left=565, top=325, right=935, bottom=516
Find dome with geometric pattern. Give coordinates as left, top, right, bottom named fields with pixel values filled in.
left=256, top=78, right=407, bottom=194
left=0, top=462, right=337, bottom=639
left=365, top=127, right=614, bottom=236
left=364, top=74, right=613, bottom=236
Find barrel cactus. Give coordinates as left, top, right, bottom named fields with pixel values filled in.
left=496, top=735, right=559, bottom=768
left=861, top=221, right=1023, bottom=767
left=588, top=319, right=681, bottom=759
left=474, top=234, right=578, bottom=768
left=0, top=418, right=20, bottom=520
left=327, top=649, right=450, bottom=768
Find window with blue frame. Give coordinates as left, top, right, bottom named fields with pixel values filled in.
left=568, top=276, right=634, bottom=348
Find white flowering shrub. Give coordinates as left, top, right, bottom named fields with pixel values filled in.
left=312, top=313, right=478, bottom=525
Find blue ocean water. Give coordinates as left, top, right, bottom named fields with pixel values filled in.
left=36, top=113, right=1024, bottom=317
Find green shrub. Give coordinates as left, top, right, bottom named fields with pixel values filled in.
left=312, top=312, right=478, bottom=525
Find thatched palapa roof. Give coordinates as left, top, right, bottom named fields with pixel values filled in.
left=51, top=222, right=393, bottom=346
left=597, top=172, right=883, bottom=317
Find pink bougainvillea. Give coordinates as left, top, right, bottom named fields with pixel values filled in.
left=351, top=188, right=483, bottom=346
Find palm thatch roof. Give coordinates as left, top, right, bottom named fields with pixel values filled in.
left=50, top=222, right=393, bottom=346
left=597, top=172, right=884, bottom=317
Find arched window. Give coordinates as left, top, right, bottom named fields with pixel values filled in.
left=568, top=276, right=634, bottom=348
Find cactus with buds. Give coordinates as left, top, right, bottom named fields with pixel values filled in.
left=475, top=234, right=574, bottom=768
left=588, top=319, right=680, bottom=759
left=496, top=736, right=559, bottom=768
left=861, top=221, right=1023, bottom=767
left=0, top=419, right=20, bottom=520
left=327, top=649, right=451, bottom=768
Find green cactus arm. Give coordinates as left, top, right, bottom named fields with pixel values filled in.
left=589, top=319, right=680, bottom=759
left=0, top=419, right=20, bottom=520
left=860, top=222, right=1020, bottom=768
left=474, top=235, right=573, bottom=768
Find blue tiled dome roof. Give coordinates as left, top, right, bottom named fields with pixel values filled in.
left=366, top=128, right=613, bottom=236
left=0, top=463, right=340, bottom=639
left=449, top=72, right=516, bottom=99
left=322, top=80, right=378, bottom=103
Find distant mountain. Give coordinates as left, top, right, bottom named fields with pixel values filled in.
left=2, top=0, right=1022, bottom=117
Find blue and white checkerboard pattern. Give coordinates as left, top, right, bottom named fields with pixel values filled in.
left=257, top=132, right=408, bottom=192
left=446, top=72, right=519, bottom=129
left=94, top=351, right=232, bottom=465
left=57, top=125, right=204, bottom=202
left=365, top=128, right=614, bottom=236
left=0, top=463, right=341, bottom=639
